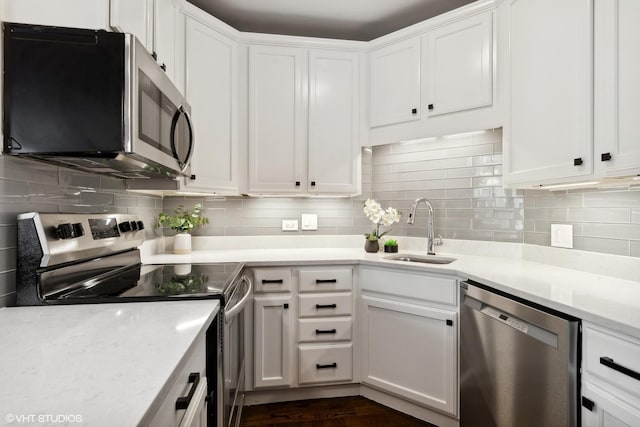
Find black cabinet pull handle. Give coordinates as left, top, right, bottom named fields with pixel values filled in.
left=446, top=319, right=453, bottom=326
left=175, top=372, right=200, bottom=410
left=315, top=304, right=337, bottom=309
left=316, top=363, right=337, bottom=369
left=190, top=174, right=196, bottom=180
left=315, top=279, right=337, bottom=284
left=161, top=63, right=167, bottom=71
left=600, top=357, right=640, bottom=381
left=262, top=279, right=284, bottom=284
left=411, top=108, right=417, bottom=114
left=283, top=303, right=289, bottom=309
left=581, top=396, right=595, bottom=412
left=315, top=328, right=337, bottom=335
left=295, top=181, right=301, bottom=186
left=601, top=152, right=612, bottom=162
left=310, top=181, right=316, bottom=186
left=574, top=158, right=583, bottom=166
left=428, top=104, right=434, bottom=110
left=152, top=51, right=158, bottom=61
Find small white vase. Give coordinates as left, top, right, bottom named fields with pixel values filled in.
left=173, top=233, right=192, bottom=255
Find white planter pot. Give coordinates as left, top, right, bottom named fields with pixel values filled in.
left=173, top=233, right=192, bottom=255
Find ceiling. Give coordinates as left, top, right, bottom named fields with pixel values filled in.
left=187, top=0, right=477, bottom=41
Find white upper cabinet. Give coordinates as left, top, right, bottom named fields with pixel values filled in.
left=248, top=43, right=361, bottom=196
left=307, top=50, right=361, bottom=195
left=248, top=45, right=308, bottom=195
left=369, top=37, right=422, bottom=128
left=110, top=0, right=155, bottom=52
left=182, top=16, right=239, bottom=194
left=504, top=0, right=594, bottom=186
left=594, top=0, right=640, bottom=178
left=423, top=12, right=493, bottom=117
left=2, top=0, right=110, bottom=29
left=154, top=0, right=179, bottom=84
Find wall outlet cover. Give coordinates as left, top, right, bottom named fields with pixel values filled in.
left=282, top=219, right=298, bottom=231
left=551, top=224, right=573, bottom=249
left=301, top=213, right=318, bottom=231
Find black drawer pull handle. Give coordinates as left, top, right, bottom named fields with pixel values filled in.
left=601, top=152, right=612, bottom=162
left=428, top=104, right=434, bottom=110
left=315, top=279, right=337, bottom=284
left=175, top=372, right=200, bottom=410
left=574, top=157, right=583, bottom=166
left=315, top=328, right=337, bottom=335
left=316, top=363, right=337, bottom=369
left=600, top=357, right=640, bottom=381
left=316, top=304, right=337, bottom=309
left=411, top=108, right=417, bottom=114
left=582, top=396, right=595, bottom=412
left=262, top=279, right=284, bottom=284
left=295, top=181, right=301, bottom=186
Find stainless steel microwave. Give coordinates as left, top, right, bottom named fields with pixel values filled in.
left=2, top=22, right=193, bottom=179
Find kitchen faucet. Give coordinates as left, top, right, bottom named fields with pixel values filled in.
left=407, top=197, right=436, bottom=255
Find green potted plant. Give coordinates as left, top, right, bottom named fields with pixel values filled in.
left=384, top=239, right=399, bottom=253
left=156, top=204, right=208, bottom=254
left=363, top=198, right=400, bottom=253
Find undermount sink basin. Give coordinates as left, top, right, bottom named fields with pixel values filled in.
left=383, top=254, right=457, bottom=264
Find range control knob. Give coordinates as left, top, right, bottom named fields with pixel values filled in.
left=130, top=221, right=139, bottom=231
left=137, top=221, right=145, bottom=230
left=72, top=223, right=85, bottom=237
left=56, top=223, right=73, bottom=239
left=119, top=222, right=132, bottom=233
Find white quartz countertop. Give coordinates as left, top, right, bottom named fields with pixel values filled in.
left=145, top=248, right=640, bottom=339
left=0, top=300, right=219, bottom=427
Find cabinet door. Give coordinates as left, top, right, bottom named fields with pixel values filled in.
left=110, top=0, right=154, bottom=53
left=582, top=382, right=640, bottom=427
left=183, top=17, right=239, bottom=194
left=254, top=295, right=294, bottom=388
left=248, top=45, right=307, bottom=194
left=595, top=0, right=640, bottom=177
left=369, top=37, right=421, bottom=127
left=360, top=295, right=457, bottom=415
left=504, top=0, right=594, bottom=186
left=3, top=0, right=110, bottom=29
left=308, top=50, right=360, bottom=195
left=423, top=11, right=493, bottom=117
left=154, top=0, right=177, bottom=83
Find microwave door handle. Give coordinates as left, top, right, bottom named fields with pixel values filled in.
left=225, top=275, right=252, bottom=323
left=170, top=105, right=194, bottom=172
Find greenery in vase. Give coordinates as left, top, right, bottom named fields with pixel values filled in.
left=156, top=203, right=209, bottom=233
left=384, top=239, right=398, bottom=247
left=363, top=198, right=400, bottom=241
left=155, top=274, right=209, bottom=295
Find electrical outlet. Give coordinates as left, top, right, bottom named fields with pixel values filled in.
left=281, top=219, right=298, bottom=231
left=551, top=224, right=573, bottom=248
left=301, top=214, right=318, bottom=231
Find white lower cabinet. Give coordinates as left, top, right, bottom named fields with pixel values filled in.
left=582, top=323, right=640, bottom=427
left=360, top=295, right=457, bottom=415
left=299, top=343, right=353, bottom=385
left=253, top=294, right=294, bottom=388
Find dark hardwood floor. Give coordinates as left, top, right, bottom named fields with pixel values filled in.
left=239, top=396, right=437, bottom=427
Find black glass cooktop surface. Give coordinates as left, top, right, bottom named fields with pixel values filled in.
left=51, top=263, right=243, bottom=303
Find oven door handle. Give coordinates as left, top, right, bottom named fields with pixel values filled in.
left=225, top=275, right=252, bottom=323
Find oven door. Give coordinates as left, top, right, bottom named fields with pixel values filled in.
left=223, top=274, right=252, bottom=427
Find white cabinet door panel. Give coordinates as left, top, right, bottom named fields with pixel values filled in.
left=505, top=0, right=594, bottom=186
left=254, top=295, right=294, bottom=388
left=369, top=37, right=421, bottom=127
left=248, top=46, right=307, bottom=194
left=183, top=18, right=238, bottom=193
left=583, top=382, right=640, bottom=427
left=424, top=11, right=493, bottom=117
left=361, top=295, right=457, bottom=415
left=110, top=0, right=154, bottom=52
left=308, top=50, right=360, bottom=195
left=3, top=0, right=110, bottom=30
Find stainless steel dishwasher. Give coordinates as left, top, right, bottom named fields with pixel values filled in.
left=460, top=281, right=580, bottom=427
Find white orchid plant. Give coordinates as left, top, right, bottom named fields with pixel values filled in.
left=363, top=198, right=401, bottom=241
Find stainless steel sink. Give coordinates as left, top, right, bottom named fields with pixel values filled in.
left=383, top=254, right=457, bottom=264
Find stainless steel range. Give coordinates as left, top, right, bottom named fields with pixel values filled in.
left=16, top=212, right=251, bottom=427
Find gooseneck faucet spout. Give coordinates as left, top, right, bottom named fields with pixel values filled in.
left=407, top=197, right=436, bottom=255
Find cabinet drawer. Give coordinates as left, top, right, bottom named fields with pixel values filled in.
left=149, top=330, right=207, bottom=427
left=299, top=293, right=352, bottom=317
left=298, top=343, right=353, bottom=384
left=584, top=324, right=640, bottom=398
left=298, top=268, right=353, bottom=292
left=298, top=317, right=352, bottom=342
left=253, top=267, right=292, bottom=293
